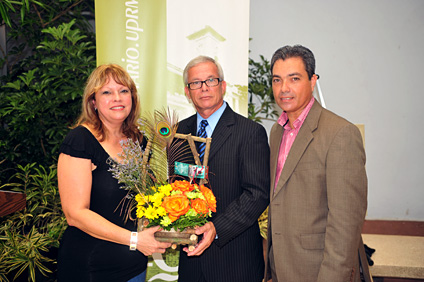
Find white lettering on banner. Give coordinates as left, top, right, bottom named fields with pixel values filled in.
left=125, top=0, right=138, bottom=9
left=125, top=6, right=138, bottom=19
left=126, top=19, right=143, bottom=41
left=122, top=0, right=142, bottom=87
left=123, top=47, right=140, bottom=82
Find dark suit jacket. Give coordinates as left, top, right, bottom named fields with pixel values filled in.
left=177, top=105, right=270, bottom=282
left=265, top=101, right=367, bottom=282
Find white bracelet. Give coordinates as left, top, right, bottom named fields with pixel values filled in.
left=130, top=232, right=138, bottom=251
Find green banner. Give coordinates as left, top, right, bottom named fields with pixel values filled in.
left=95, top=0, right=167, bottom=112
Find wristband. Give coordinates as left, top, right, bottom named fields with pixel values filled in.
left=130, top=232, right=138, bottom=251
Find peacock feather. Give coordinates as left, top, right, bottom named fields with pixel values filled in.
left=137, top=108, right=192, bottom=188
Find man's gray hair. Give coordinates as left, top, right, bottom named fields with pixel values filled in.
left=183, top=55, right=224, bottom=85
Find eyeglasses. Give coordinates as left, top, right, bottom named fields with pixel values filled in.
left=187, top=78, right=222, bottom=90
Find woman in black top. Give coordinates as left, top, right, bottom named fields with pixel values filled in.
left=57, top=64, right=171, bottom=282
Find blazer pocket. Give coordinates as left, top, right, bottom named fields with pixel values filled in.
left=293, top=161, right=321, bottom=171
left=300, top=233, right=325, bottom=250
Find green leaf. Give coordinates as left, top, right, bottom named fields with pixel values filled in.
left=3, top=80, right=22, bottom=90
left=0, top=1, right=18, bottom=27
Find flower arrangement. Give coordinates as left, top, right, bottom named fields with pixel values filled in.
left=135, top=180, right=216, bottom=231
left=108, top=109, right=216, bottom=233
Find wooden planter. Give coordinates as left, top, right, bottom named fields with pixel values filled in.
left=138, top=218, right=198, bottom=251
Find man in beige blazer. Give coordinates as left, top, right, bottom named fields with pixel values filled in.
left=265, top=45, right=367, bottom=282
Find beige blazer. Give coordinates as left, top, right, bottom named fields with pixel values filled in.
left=265, top=101, right=367, bottom=282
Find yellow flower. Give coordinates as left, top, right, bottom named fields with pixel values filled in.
left=135, top=194, right=147, bottom=205
left=156, top=206, right=167, bottom=217
left=158, top=184, right=172, bottom=196
left=136, top=207, right=145, bottom=218
left=150, top=192, right=164, bottom=207
left=144, top=205, right=158, bottom=220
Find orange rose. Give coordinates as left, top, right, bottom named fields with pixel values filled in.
left=199, top=185, right=216, bottom=212
left=191, top=198, right=209, bottom=215
left=171, top=180, right=194, bottom=193
left=162, top=194, right=190, bottom=222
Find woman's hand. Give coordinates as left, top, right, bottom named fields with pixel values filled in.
left=137, top=226, right=172, bottom=256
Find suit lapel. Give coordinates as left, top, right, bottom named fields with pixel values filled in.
left=208, top=106, right=235, bottom=163
left=273, top=102, right=322, bottom=198
left=270, top=124, right=283, bottom=192
left=180, top=114, right=197, bottom=136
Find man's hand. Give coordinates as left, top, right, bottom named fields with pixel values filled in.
left=183, top=222, right=216, bottom=256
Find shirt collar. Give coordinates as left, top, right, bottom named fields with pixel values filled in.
left=277, top=97, right=315, bottom=130
left=197, top=101, right=227, bottom=134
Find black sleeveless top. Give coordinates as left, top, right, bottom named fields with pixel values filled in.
left=57, top=126, right=147, bottom=282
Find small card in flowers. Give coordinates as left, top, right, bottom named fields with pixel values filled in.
left=174, top=162, right=208, bottom=179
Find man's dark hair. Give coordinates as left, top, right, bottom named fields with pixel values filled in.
left=270, top=45, right=316, bottom=80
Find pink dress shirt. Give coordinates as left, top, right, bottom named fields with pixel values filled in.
left=274, top=97, right=315, bottom=189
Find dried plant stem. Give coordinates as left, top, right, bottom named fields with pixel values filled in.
left=141, top=139, right=152, bottom=190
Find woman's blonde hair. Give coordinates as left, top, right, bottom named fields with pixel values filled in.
left=75, top=64, right=141, bottom=142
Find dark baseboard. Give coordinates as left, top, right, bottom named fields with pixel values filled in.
left=374, top=278, right=424, bottom=282
left=362, top=220, right=424, bottom=236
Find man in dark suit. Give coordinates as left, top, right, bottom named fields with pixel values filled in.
left=176, top=55, right=270, bottom=282
left=265, top=45, right=367, bottom=282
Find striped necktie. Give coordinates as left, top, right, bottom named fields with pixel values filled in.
left=197, top=120, right=208, bottom=162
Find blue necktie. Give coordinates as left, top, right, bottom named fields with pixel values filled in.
left=197, top=120, right=208, bottom=162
